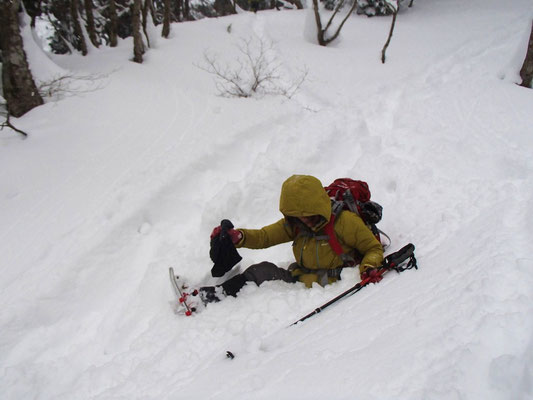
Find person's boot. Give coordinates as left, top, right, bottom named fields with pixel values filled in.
left=220, top=274, right=247, bottom=297
left=197, top=274, right=247, bottom=305
left=197, top=286, right=224, bottom=305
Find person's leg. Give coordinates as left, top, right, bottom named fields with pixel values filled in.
left=199, top=262, right=296, bottom=303
left=218, top=261, right=296, bottom=297
left=243, top=261, right=296, bottom=286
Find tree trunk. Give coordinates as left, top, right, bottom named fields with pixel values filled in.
left=70, top=0, right=88, bottom=55
left=312, top=0, right=357, bottom=47
left=183, top=0, right=190, bottom=21
left=312, top=0, right=326, bottom=45
left=132, top=0, right=144, bottom=63
left=141, top=0, right=152, bottom=48
left=108, top=0, right=118, bottom=47
left=174, top=0, right=182, bottom=22
left=148, top=0, right=157, bottom=26
left=213, top=0, right=235, bottom=17
left=162, top=0, right=171, bottom=38
left=22, top=0, right=41, bottom=27
left=381, top=8, right=398, bottom=63
left=519, top=20, right=533, bottom=88
left=0, top=0, right=44, bottom=117
left=84, top=0, right=99, bottom=47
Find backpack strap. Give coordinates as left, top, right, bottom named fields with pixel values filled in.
left=324, top=214, right=344, bottom=255
left=341, top=188, right=360, bottom=215
left=323, top=208, right=356, bottom=267
left=377, top=228, right=391, bottom=249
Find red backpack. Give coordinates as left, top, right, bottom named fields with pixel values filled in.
left=323, top=178, right=389, bottom=262
left=326, top=178, right=373, bottom=216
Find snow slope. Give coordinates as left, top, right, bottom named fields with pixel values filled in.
left=1, top=0, right=533, bottom=399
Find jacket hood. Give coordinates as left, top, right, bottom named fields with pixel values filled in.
left=279, top=175, right=331, bottom=227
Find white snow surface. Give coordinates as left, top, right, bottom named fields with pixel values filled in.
left=2, top=0, right=533, bottom=399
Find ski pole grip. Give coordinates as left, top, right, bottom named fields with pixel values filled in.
left=396, top=243, right=415, bottom=262
left=383, top=243, right=415, bottom=268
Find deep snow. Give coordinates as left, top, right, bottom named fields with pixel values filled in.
left=1, top=0, right=533, bottom=399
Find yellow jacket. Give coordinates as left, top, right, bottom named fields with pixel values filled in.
left=237, top=175, right=384, bottom=287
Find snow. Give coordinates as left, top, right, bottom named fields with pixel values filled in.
left=1, top=0, right=533, bottom=399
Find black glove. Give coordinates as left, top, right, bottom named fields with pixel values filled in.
left=209, top=219, right=242, bottom=278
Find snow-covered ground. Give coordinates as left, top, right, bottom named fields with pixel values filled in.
left=1, top=0, right=533, bottom=399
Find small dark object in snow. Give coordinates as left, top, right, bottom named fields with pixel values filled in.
left=226, top=351, right=235, bottom=359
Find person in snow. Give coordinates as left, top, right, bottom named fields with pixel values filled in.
left=200, top=175, right=384, bottom=303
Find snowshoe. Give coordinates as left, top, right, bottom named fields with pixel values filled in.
left=169, top=267, right=199, bottom=316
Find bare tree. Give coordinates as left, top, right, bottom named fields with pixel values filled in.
left=519, top=20, right=533, bottom=88
left=84, top=0, right=99, bottom=48
left=70, top=0, right=88, bottom=55
left=176, top=0, right=183, bottom=21
left=37, top=72, right=107, bottom=101
left=141, top=0, right=155, bottom=48
left=381, top=0, right=399, bottom=63
left=312, top=0, right=358, bottom=46
left=213, top=0, right=235, bottom=16
left=0, top=0, right=43, bottom=118
left=175, top=0, right=191, bottom=21
left=183, top=0, right=190, bottom=20
left=1, top=113, right=29, bottom=137
left=108, top=0, right=118, bottom=47
left=132, top=0, right=144, bottom=63
left=23, top=0, right=41, bottom=27
left=199, top=36, right=307, bottom=98
left=162, top=0, right=171, bottom=38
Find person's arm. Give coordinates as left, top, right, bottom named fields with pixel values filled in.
left=237, top=218, right=294, bottom=249
left=335, top=211, right=384, bottom=272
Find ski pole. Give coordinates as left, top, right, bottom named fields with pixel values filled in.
left=291, top=243, right=416, bottom=326
left=226, top=244, right=417, bottom=359
left=291, top=276, right=373, bottom=325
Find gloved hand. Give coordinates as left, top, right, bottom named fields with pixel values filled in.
left=360, top=267, right=383, bottom=283
left=210, top=226, right=242, bottom=244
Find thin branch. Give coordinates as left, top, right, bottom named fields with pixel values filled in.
left=37, top=72, right=109, bottom=101
left=323, top=0, right=359, bottom=45
left=197, top=36, right=306, bottom=99
left=381, top=5, right=398, bottom=63
left=278, top=66, right=309, bottom=99
left=324, top=0, right=346, bottom=33
left=1, top=113, right=29, bottom=138
left=199, top=53, right=250, bottom=97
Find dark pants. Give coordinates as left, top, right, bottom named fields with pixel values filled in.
left=221, top=261, right=297, bottom=297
